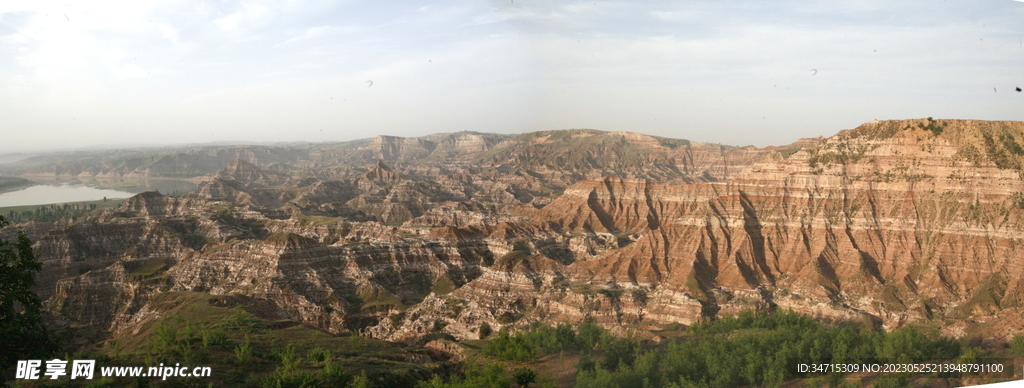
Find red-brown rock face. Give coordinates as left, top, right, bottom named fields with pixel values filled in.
left=383, top=119, right=1024, bottom=342
left=13, top=120, right=1024, bottom=345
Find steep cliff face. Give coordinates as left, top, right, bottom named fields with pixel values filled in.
left=383, top=119, right=1024, bottom=342
left=166, top=232, right=493, bottom=334
left=15, top=120, right=1024, bottom=347
left=217, top=158, right=286, bottom=186
left=27, top=189, right=498, bottom=339
left=477, top=129, right=762, bottom=183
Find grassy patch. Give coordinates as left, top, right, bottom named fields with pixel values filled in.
left=496, top=250, right=530, bottom=270
left=125, top=257, right=171, bottom=281
left=264, top=231, right=317, bottom=246
left=96, top=181, right=139, bottom=190
left=432, top=276, right=457, bottom=295
left=774, top=144, right=803, bottom=159
left=361, top=295, right=408, bottom=313
left=297, top=215, right=350, bottom=227
left=70, top=292, right=437, bottom=387
left=983, top=131, right=1024, bottom=170
left=685, top=271, right=707, bottom=302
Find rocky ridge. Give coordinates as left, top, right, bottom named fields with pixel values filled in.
left=6, top=120, right=1024, bottom=348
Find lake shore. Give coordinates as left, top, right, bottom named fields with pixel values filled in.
left=0, top=176, right=34, bottom=195
left=1, top=198, right=127, bottom=223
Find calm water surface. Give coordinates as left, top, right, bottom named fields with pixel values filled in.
left=0, top=184, right=133, bottom=207
left=0, top=179, right=196, bottom=207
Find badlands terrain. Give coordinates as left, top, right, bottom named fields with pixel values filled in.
left=5, top=118, right=1024, bottom=385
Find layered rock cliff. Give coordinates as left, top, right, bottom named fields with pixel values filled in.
left=372, top=119, right=1024, bottom=342
left=8, top=120, right=1024, bottom=348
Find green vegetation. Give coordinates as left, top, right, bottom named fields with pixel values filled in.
left=773, top=144, right=803, bottom=159
left=512, top=368, right=538, bottom=388
left=576, top=310, right=962, bottom=388
left=806, top=136, right=871, bottom=168
left=433, top=277, right=458, bottom=295
left=265, top=231, right=317, bottom=246
left=538, top=243, right=575, bottom=265
left=481, top=320, right=624, bottom=364
left=96, top=181, right=140, bottom=190
left=497, top=250, right=530, bottom=270
left=418, top=362, right=513, bottom=388
left=426, top=320, right=605, bottom=388
left=865, top=121, right=904, bottom=140
left=917, top=117, right=946, bottom=136
left=297, top=215, right=351, bottom=228
left=15, top=285, right=1004, bottom=388
left=497, top=239, right=533, bottom=269
left=483, top=329, right=538, bottom=361
left=0, top=216, right=61, bottom=383
left=1010, top=335, right=1024, bottom=354
left=479, top=322, right=493, bottom=339
left=212, top=211, right=270, bottom=240
left=1000, top=133, right=1024, bottom=155
left=982, top=131, right=1024, bottom=170
left=2, top=199, right=125, bottom=223
left=45, top=292, right=436, bottom=387
left=125, top=257, right=171, bottom=280
left=436, top=309, right=994, bottom=388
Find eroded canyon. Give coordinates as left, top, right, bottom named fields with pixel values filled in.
left=6, top=119, right=1024, bottom=351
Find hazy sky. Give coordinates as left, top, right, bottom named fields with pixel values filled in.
left=2, top=0, right=1023, bottom=152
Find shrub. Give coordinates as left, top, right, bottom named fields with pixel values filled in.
left=479, top=322, right=493, bottom=339
left=234, top=336, right=252, bottom=364
left=1010, top=335, right=1024, bottom=353
left=1013, top=193, right=1024, bottom=210
left=512, top=368, right=537, bottom=388
left=416, top=362, right=510, bottom=388
left=569, top=309, right=961, bottom=388
left=308, top=347, right=331, bottom=365
left=202, top=329, right=230, bottom=347
left=482, top=329, right=536, bottom=361
left=277, top=344, right=302, bottom=373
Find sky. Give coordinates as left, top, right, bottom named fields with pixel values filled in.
left=1, top=0, right=1023, bottom=152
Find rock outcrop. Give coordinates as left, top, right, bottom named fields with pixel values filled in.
left=9, top=120, right=1024, bottom=347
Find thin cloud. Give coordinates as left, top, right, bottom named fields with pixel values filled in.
left=278, top=25, right=357, bottom=46
left=214, top=2, right=271, bottom=32
left=649, top=10, right=699, bottom=22
left=1, top=0, right=1022, bottom=151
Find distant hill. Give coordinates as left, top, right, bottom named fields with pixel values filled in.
left=10, top=119, right=1024, bottom=377
left=0, top=129, right=763, bottom=185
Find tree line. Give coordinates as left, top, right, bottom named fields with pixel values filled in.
left=426, top=309, right=971, bottom=388
left=575, top=310, right=962, bottom=388
left=6, top=202, right=100, bottom=223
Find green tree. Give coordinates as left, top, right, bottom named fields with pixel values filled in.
left=416, top=362, right=511, bottom=388
left=0, top=215, right=61, bottom=382
left=348, top=371, right=372, bottom=388
left=512, top=368, right=537, bottom=388
left=479, top=322, right=493, bottom=339
left=1010, top=335, right=1024, bottom=353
